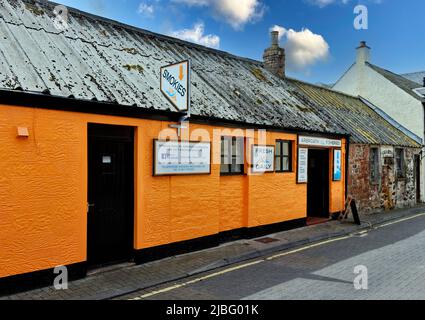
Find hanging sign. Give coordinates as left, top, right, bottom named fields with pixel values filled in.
left=252, top=145, right=275, bottom=173
left=297, top=148, right=309, bottom=183
left=333, top=149, right=342, bottom=181
left=154, top=140, right=210, bottom=176
left=160, top=60, right=190, bottom=112
left=299, top=136, right=342, bottom=148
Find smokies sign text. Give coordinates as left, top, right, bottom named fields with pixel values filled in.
left=160, top=60, right=191, bottom=112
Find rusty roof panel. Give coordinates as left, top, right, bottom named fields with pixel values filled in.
left=0, top=0, right=344, bottom=134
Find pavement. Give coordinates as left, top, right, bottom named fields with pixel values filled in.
left=2, top=205, right=425, bottom=300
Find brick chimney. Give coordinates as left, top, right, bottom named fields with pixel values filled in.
left=356, top=41, right=371, bottom=65
left=263, top=31, right=285, bottom=78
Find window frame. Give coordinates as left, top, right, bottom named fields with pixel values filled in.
left=275, top=140, right=293, bottom=173
left=369, top=146, right=380, bottom=184
left=220, top=136, right=245, bottom=176
left=395, top=148, right=406, bottom=179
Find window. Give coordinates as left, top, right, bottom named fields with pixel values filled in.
left=275, top=140, right=292, bottom=172
left=370, top=147, right=380, bottom=184
left=395, top=148, right=406, bottom=178
left=220, top=137, right=244, bottom=174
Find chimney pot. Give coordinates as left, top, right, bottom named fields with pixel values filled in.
left=423, top=77, right=425, bottom=87
left=356, top=41, right=371, bottom=65
left=271, top=31, right=279, bottom=46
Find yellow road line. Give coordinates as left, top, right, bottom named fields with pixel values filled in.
left=128, top=211, right=425, bottom=300
left=132, top=260, right=263, bottom=299
left=375, top=212, right=425, bottom=229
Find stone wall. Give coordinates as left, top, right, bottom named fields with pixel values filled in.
left=348, top=144, right=418, bottom=214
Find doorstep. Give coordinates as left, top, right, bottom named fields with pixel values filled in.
left=2, top=204, right=425, bottom=300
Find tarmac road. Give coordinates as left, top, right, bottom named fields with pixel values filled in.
left=124, top=213, right=425, bottom=300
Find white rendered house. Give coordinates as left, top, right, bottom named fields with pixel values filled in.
left=333, top=41, right=425, bottom=201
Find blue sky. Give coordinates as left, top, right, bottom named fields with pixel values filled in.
left=58, top=0, right=425, bottom=84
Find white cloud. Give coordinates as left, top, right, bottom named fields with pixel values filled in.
left=270, top=25, right=330, bottom=71
left=138, top=3, right=155, bottom=16
left=172, top=0, right=265, bottom=29
left=88, top=0, right=106, bottom=14
left=170, top=22, right=220, bottom=48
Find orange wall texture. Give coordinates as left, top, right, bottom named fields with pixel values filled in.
left=0, top=104, right=345, bottom=278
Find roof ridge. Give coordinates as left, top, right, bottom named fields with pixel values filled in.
left=366, top=62, right=423, bottom=87
left=287, top=77, right=361, bottom=100
left=28, top=0, right=263, bottom=65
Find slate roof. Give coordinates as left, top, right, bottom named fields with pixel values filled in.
left=402, top=71, right=425, bottom=86
left=0, top=0, right=344, bottom=135
left=367, top=63, right=425, bottom=102
left=288, top=79, right=421, bottom=148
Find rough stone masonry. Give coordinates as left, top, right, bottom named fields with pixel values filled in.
left=348, top=144, right=418, bottom=214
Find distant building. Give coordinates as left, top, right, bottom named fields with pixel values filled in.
left=333, top=41, right=425, bottom=201
left=402, top=71, right=425, bottom=86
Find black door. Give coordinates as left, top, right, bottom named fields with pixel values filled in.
left=307, top=149, right=330, bottom=218
left=88, top=124, right=134, bottom=266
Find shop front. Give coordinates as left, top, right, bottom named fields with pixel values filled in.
left=297, top=135, right=345, bottom=223
left=0, top=103, right=347, bottom=282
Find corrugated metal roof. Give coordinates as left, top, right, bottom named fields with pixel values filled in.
left=288, top=79, right=421, bottom=148
left=0, top=0, right=343, bottom=135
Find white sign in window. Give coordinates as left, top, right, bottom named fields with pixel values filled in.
left=102, top=156, right=112, bottom=164
left=298, top=148, right=309, bottom=183
left=154, top=140, right=211, bottom=176
left=252, top=145, right=275, bottom=173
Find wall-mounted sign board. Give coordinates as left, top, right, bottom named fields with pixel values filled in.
left=333, top=149, right=342, bottom=181
left=299, top=136, right=342, bottom=148
left=160, top=60, right=190, bottom=112
left=154, top=140, right=210, bottom=176
left=297, top=148, right=308, bottom=183
left=381, top=146, right=394, bottom=158
left=252, top=145, right=275, bottom=173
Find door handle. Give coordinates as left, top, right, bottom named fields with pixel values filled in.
left=87, top=203, right=95, bottom=213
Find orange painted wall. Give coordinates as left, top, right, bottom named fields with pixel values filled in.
left=0, top=104, right=346, bottom=278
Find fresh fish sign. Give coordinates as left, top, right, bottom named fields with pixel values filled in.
left=160, top=60, right=190, bottom=112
